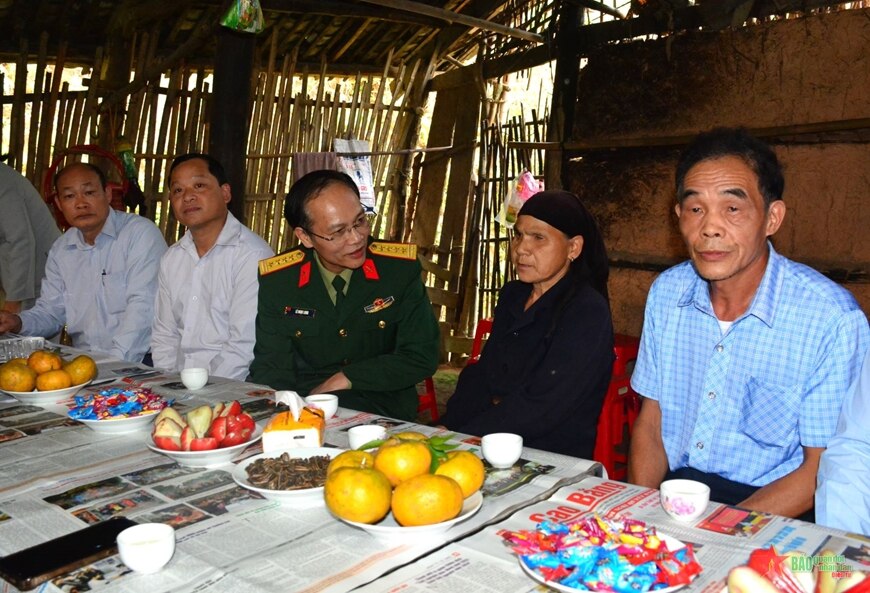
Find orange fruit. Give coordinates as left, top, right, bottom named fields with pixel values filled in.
left=6, top=358, right=28, bottom=366
left=391, top=474, right=464, bottom=526
left=434, top=450, right=485, bottom=498
left=327, top=450, right=375, bottom=475
left=374, top=440, right=432, bottom=487
left=391, top=431, right=428, bottom=441
left=63, top=355, right=97, bottom=385
left=27, top=350, right=63, bottom=374
left=0, top=363, right=37, bottom=392
left=324, top=467, right=392, bottom=524
left=36, top=369, right=73, bottom=391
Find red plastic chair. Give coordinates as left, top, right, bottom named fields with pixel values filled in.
left=467, top=317, right=493, bottom=365
left=417, top=377, right=440, bottom=422
left=593, top=334, right=642, bottom=481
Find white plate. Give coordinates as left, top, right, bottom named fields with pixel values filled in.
left=518, top=533, right=691, bottom=593
left=336, top=490, right=483, bottom=541
left=75, top=411, right=159, bottom=434
left=147, top=426, right=263, bottom=467
left=0, top=380, right=92, bottom=405
left=232, top=447, right=344, bottom=505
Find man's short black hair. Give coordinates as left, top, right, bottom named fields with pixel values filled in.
left=54, top=162, right=107, bottom=190
left=169, top=153, right=229, bottom=185
left=676, top=127, right=784, bottom=207
left=284, top=170, right=361, bottom=230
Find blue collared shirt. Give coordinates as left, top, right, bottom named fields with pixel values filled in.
left=20, top=209, right=167, bottom=362
left=632, top=244, right=869, bottom=486
left=816, top=349, right=870, bottom=534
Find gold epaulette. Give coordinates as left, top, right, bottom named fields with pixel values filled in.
left=368, top=241, right=417, bottom=260
left=259, top=250, right=305, bottom=275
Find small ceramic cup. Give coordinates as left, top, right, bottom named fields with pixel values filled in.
left=481, top=432, right=523, bottom=468
left=660, top=479, right=711, bottom=522
left=348, top=424, right=387, bottom=449
left=116, top=523, right=175, bottom=574
left=304, top=394, right=339, bottom=419
left=180, top=367, right=208, bottom=390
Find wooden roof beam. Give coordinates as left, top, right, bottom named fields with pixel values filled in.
left=261, top=0, right=445, bottom=28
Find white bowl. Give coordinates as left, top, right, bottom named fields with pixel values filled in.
left=348, top=424, right=387, bottom=449
left=660, top=479, right=711, bottom=522
left=518, top=532, right=692, bottom=593
left=304, top=394, right=339, bottom=419
left=334, top=490, right=483, bottom=542
left=180, top=367, right=208, bottom=390
left=0, top=380, right=92, bottom=405
left=481, top=432, right=523, bottom=468
left=117, top=523, right=175, bottom=574
left=232, top=447, right=344, bottom=505
left=75, top=411, right=159, bottom=434
left=147, top=426, right=263, bottom=467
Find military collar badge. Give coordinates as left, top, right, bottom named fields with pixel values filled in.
left=364, top=296, right=395, bottom=313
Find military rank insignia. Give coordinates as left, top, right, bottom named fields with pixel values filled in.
left=259, top=250, right=304, bottom=275
left=364, top=296, right=395, bottom=313
left=369, top=241, right=417, bottom=260
left=284, top=306, right=316, bottom=317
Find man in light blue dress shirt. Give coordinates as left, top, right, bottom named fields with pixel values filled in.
left=0, top=163, right=167, bottom=363
left=816, top=350, right=870, bottom=534
left=628, top=128, right=869, bottom=520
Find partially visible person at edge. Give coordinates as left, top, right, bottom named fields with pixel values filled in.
left=441, top=190, right=614, bottom=459
left=249, top=170, right=440, bottom=421
left=150, top=153, right=274, bottom=380
left=816, top=349, right=870, bottom=534
left=0, top=162, right=167, bottom=362
left=628, top=127, right=869, bottom=520
left=0, top=161, right=61, bottom=313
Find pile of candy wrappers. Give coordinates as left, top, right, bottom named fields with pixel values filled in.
left=68, top=387, right=168, bottom=420
left=501, top=516, right=702, bottom=592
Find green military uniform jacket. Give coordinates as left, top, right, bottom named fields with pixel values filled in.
left=249, top=240, right=440, bottom=421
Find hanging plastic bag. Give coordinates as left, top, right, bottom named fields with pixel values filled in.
left=334, top=138, right=378, bottom=214
left=220, top=0, right=265, bottom=34
left=496, top=170, right=543, bottom=228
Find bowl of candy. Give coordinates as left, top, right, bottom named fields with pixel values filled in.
left=68, top=387, right=169, bottom=434
left=503, top=516, right=702, bottom=592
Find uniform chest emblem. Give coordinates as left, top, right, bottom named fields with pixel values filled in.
left=285, top=306, right=316, bottom=317
left=364, top=296, right=395, bottom=313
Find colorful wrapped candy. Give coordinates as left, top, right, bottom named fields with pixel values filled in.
left=502, top=516, right=702, bottom=592
left=68, top=387, right=168, bottom=420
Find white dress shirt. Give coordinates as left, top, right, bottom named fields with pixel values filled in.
left=150, top=212, right=273, bottom=380
left=20, top=208, right=167, bottom=362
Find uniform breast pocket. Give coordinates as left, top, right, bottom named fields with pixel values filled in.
left=738, top=376, right=802, bottom=448
left=361, top=300, right=400, bottom=344
left=282, top=315, right=321, bottom=343
left=102, top=273, right=129, bottom=314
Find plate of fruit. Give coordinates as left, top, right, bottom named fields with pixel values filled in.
left=232, top=447, right=345, bottom=505
left=148, top=400, right=262, bottom=467
left=0, top=351, right=98, bottom=404
left=324, top=432, right=486, bottom=541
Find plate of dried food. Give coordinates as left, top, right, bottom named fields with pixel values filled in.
left=232, top=447, right=344, bottom=505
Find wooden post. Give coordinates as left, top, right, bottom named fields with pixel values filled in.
left=210, top=27, right=255, bottom=225
left=544, top=1, right=580, bottom=190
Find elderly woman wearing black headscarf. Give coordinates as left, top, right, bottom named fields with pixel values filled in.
left=442, top=190, right=614, bottom=459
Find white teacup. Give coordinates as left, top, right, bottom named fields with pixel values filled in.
left=660, top=479, right=711, bottom=522
left=481, top=432, right=523, bottom=468
left=304, top=394, right=339, bottom=419
left=348, top=424, right=386, bottom=449
left=180, top=367, right=208, bottom=390
left=117, top=523, right=175, bottom=574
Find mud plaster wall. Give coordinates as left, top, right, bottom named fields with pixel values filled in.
left=570, top=8, right=870, bottom=336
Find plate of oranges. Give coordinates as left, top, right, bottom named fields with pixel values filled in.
left=0, top=349, right=97, bottom=405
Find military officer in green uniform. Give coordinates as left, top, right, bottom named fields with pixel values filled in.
left=250, top=170, right=440, bottom=421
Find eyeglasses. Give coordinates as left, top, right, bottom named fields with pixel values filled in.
left=305, top=214, right=372, bottom=243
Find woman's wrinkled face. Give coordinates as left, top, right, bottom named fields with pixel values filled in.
left=511, top=215, right=583, bottom=293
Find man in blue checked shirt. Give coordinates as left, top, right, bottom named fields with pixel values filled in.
left=628, top=128, right=869, bottom=520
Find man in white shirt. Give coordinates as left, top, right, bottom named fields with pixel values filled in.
left=0, top=162, right=166, bottom=362
left=150, top=153, right=273, bottom=380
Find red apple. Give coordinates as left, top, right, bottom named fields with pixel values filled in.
left=190, top=437, right=219, bottom=451
left=154, top=406, right=185, bottom=427
left=221, top=400, right=242, bottom=417
left=180, top=426, right=195, bottom=451
left=208, top=416, right=228, bottom=444
left=226, top=412, right=255, bottom=434
left=212, top=402, right=225, bottom=418
left=221, top=429, right=251, bottom=447
left=152, top=435, right=182, bottom=451
left=186, top=405, right=213, bottom=439
left=152, top=417, right=184, bottom=450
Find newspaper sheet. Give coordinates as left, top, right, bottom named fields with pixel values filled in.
left=0, top=356, right=601, bottom=593
left=359, top=475, right=870, bottom=593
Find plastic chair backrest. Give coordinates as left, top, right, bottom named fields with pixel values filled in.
left=468, top=317, right=494, bottom=364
